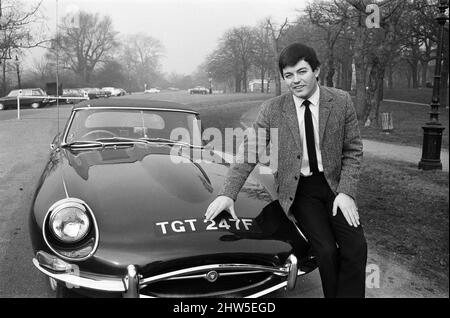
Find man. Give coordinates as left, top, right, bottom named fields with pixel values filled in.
left=205, top=43, right=367, bottom=298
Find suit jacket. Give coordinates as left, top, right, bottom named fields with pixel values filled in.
left=218, top=85, right=363, bottom=216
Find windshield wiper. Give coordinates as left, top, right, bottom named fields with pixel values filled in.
left=61, top=140, right=105, bottom=149
left=96, top=137, right=148, bottom=144
left=139, top=137, right=203, bottom=148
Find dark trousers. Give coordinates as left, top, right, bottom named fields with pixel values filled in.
left=291, top=173, right=367, bottom=298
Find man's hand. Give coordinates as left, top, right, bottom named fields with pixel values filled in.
left=205, top=196, right=237, bottom=221
left=332, top=193, right=360, bottom=227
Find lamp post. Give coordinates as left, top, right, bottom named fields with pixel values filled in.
left=418, top=0, right=448, bottom=170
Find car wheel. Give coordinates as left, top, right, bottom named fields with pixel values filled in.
left=31, top=102, right=41, bottom=109
left=0, top=103, right=5, bottom=110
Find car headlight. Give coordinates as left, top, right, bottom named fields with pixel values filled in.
left=49, top=202, right=90, bottom=243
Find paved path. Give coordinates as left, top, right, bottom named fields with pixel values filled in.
left=383, top=99, right=428, bottom=106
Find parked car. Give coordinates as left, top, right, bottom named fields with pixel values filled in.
left=82, top=88, right=109, bottom=99
left=0, top=88, right=50, bottom=110
left=62, top=89, right=87, bottom=104
left=29, top=98, right=316, bottom=298
left=102, top=87, right=127, bottom=97
left=144, top=88, right=161, bottom=94
left=188, top=86, right=209, bottom=95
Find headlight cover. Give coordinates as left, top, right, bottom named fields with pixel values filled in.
left=43, top=198, right=99, bottom=261
left=49, top=203, right=90, bottom=243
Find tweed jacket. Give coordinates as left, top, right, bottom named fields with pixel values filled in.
left=218, top=85, right=363, bottom=215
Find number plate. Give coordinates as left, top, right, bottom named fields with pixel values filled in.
left=153, top=218, right=261, bottom=237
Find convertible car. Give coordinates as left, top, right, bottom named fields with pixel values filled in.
left=29, top=98, right=316, bottom=298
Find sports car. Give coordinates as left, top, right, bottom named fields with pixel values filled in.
left=29, top=98, right=316, bottom=298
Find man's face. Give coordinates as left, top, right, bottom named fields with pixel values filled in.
left=282, top=59, right=320, bottom=99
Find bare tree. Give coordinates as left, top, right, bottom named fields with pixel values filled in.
left=0, top=0, right=46, bottom=94
left=48, top=11, right=118, bottom=84
left=266, top=18, right=291, bottom=96
left=118, top=33, right=165, bottom=91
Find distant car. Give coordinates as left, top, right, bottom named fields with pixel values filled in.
left=0, top=88, right=50, bottom=110
left=62, top=89, right=87, bottom=104
left=144, top=88, right=161, bottom=94
left=82, top=88, right=109, bottom=99
left=188, top=86, right=209, bottom=95
left=29, top=98, right=317, bottom=298
left=102, top=87, right=126, bottom=97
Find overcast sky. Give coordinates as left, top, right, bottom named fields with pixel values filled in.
left=27, top=0, right=307, bottom=75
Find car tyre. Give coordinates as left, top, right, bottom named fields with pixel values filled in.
left=31, top=102, right=41, bottom=109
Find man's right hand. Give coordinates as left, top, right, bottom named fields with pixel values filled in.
left=204, top=196, right=237, bottom=221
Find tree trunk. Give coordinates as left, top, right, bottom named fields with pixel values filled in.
left=337, top=62, right=342, bottom=89
left=421, top=61, right=428, bottom=88
left=260, top=68, right=265, bottom=93
left=1, top=61, right=7, bottom=95
left=243, top=69, right=248, bottom=93
left=411, top=60, right=419, bottom=88
left=234, top=73, right=241, bottom=93
left=388, top=65, right=393, bottom=89
left=16, top=63, right=21, bottom=89
left=326, top=56, right=335, bottom=87
left=364, top=57, right=385, bottom=127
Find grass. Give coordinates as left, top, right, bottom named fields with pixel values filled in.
left=359, top=100, right=449, bottom=150
left=383, top=88, right=435, bottom=105
left=359, top=155, right=449, bottom=284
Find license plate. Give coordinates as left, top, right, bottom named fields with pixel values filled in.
left=153, top=218, right=260, bottom=237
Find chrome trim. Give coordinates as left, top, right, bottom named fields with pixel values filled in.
left=42, top=198, right=99, bottom=262
left=123, top=265, right=140, bottom=298
left=286, top=254, right=298, bottom=290
left=72, top=106, right=199, bottom=115
left=140, top=263, right=289, bottom=287
left=33, top=258, right=126, bottom=292
left=166, top=270, right=265, bottom=281
left=34, top=251, right=304, bottom=297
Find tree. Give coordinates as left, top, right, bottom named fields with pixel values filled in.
left=252, top=23, right=274, bottom=93
left=0, top=0, right=45, bottom=94
left=48, top=11, right=118, bottom=84
left=306, top=0, right=347, bottom=87
left=117, top=33, right=165, bottom=91
left=265, top=18, right=291, bottom=96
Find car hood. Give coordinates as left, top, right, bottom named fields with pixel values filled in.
left=33, top=144, right=304, bottom=273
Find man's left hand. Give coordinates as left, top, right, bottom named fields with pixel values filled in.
left=332, top=193, right=360, bottom=227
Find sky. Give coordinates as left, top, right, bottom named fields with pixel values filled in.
left=26, top=0, right=307, bottom=75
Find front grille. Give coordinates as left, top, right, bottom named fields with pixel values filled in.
left=140, top=270, right=280, bottom=297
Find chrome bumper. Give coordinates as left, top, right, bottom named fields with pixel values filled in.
left=33, top=251, right=304, bottom=298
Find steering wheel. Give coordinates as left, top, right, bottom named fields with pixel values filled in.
left=81, top=130, right=116, bottom=139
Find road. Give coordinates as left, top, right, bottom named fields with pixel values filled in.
left=0, top=92, right=446, bottom=298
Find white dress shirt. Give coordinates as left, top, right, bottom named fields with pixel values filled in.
left=292, top=85, right=324, bottom=176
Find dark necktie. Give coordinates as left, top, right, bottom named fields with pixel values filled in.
left=303, top=99, right=319, bottom=174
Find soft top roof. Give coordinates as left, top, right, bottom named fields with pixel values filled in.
left=74, top=98, right=198, bottom=114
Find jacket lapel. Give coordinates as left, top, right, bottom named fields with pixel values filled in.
left=282, top=93, right=302, bottom=151
left=319, top=86, right=333, bottom=145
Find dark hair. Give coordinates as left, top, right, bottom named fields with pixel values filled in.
left=278, top=43, right=320, bottom=78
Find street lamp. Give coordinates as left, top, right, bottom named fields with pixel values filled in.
left=418, top=0, right=448, bottom=170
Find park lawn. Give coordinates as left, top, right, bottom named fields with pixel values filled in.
left=199, top=99, right=449, bottom=291
left=359, top=100, right=449, bottom=150
left=383, top=88, right=434, bottom=105
left=359, top=155, right=449, bottom=288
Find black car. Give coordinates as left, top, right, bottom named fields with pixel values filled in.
left=0, top=88, right=50, bottom=110
left=29, top=98, right=316, bottom=298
